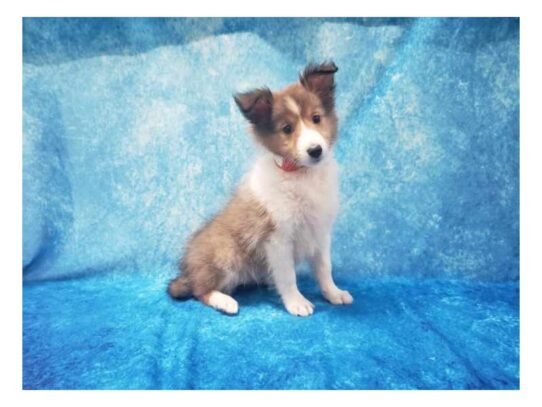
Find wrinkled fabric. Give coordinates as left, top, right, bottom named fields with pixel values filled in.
left=22, top=18, right=519, bottom=389
left=23, top=275, right=519, bottom=389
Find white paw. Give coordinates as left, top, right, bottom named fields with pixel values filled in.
left=323, top=288, right=354, bottom=305
left=208, top=292, right=239, bottom=315
left=284, top=294, right=314, bottom=317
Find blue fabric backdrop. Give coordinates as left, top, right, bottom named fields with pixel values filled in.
left=23, top=17, right=519, bottom=389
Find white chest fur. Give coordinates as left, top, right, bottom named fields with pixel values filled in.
left=247, top=154, right=339, bottom=262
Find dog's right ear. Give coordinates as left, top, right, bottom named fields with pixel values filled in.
left=234, top=88, right=273, bottom=130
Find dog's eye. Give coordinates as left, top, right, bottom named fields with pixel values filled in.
left=283, top=124, right=293, bottom=135
left=312, top=114, right=321, bottom=124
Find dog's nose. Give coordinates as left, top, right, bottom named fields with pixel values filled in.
left=307, top=145, right=323, bottom=159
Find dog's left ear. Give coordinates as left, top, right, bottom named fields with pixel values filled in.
left=300, top=62, right=338, bottom=111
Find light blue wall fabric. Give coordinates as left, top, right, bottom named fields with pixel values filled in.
left=23, top=18, right=519, bottom=281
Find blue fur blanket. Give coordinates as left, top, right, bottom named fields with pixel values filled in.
left=23, top=17, right=519, bottom=389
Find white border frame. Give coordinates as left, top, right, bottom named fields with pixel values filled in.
left=3, top=1, right=540, bottom=405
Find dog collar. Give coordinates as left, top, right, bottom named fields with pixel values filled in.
left=274, top=156, right=303, bottom=172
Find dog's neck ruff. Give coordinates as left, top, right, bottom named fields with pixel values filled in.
left=274, top=156, right=303, bottom=172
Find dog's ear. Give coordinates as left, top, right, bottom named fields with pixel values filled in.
left=234, top=88, right=273, bottom=130
left=299, top=62, right=338, bottom=111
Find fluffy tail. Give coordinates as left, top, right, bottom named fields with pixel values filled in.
left=167, top=275, right=192, bottom=299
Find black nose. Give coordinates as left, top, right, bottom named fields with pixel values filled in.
left=307, top=145, right=323, bottom=159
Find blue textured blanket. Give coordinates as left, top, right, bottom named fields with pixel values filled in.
left=23, top=17, right=519, bottom=389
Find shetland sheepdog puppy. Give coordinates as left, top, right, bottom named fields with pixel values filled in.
left=168, top=62, right=353, bottom=316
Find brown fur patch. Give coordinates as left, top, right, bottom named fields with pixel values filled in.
left=169, top=185, right=275, bottom=299
left=167, top=275, right=191, bottom=299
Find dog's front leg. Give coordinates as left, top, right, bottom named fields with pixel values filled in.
left=312, top=233, right=354, bottom=305
left=264, top=234, right=314, bottom=317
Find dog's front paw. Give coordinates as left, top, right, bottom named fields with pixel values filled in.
left=284, top=294, right=315, bottom=317
left=323, top=288, right=354, bottom=305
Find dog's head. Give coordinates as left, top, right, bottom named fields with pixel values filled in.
left=234, top=62, right=338, bottom=168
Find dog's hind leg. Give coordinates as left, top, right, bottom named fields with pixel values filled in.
left=199, top=290, right=239, bottom=315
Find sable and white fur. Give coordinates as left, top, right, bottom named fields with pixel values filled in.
left=168, top=62, right=353, bottom=316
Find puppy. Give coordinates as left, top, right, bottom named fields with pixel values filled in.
left=168, top=62, right=353, bottom=316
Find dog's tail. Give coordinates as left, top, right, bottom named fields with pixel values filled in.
left=167, top=275, right=192, bottom=299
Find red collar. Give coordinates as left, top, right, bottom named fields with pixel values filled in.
left=274, top=157, right=303, bottom=172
